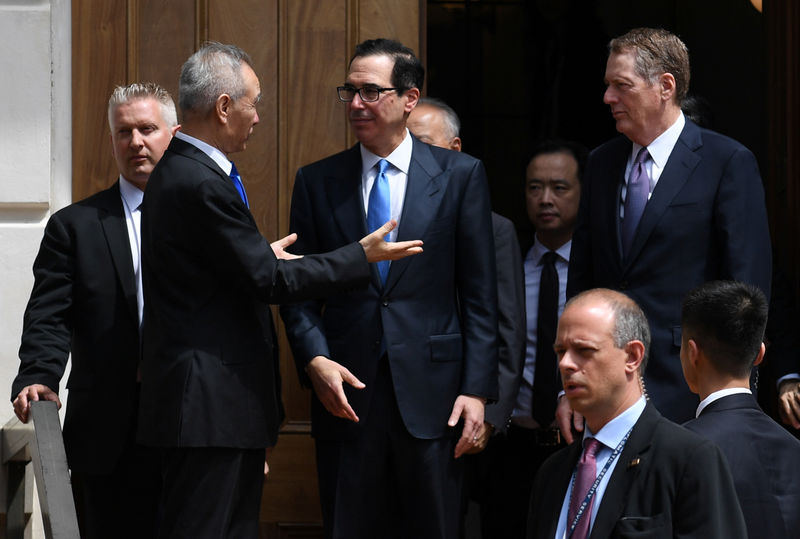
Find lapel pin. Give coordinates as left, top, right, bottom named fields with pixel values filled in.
left=627, top=458, right=641, bottom=468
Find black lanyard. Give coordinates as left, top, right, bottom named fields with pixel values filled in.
left=566, top=427, right=633, bottom=538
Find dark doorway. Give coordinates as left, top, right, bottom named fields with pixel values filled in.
left=425, top=0, right=766, bottom=235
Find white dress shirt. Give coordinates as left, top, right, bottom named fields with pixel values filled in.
left=620, top=112, right=686, bottom=218
left=360, top=129, right=412, bottom=243
left=555, top=396, right=647, bottom=539
left=696, top=387, right=752, bottom=417
left=119, top=176, right=144, bottom=327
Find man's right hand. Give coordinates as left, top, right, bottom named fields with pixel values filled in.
left=13, top=384, right=61, bottom=423
left=305, top=356, right=365, bottom=422
left=359, top=220, right=423, bottom=263
left=556, top=394, right=583, bottom=444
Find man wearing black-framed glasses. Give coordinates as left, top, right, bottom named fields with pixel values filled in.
left=281, top=38, right=499, bottom=539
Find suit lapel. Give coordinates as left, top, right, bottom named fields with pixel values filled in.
left=98, top=182, right=138, bottom=323
left=385, top=138, right=445, bottom=291
left=623, top=121, right=702, bottom=269
left=589, top=403, right=658, bottom=538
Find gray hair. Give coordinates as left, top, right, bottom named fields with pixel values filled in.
left=179, top=41, right=253, bottom=115
left=107, top=82, right=178, bottom=129
left=609, top=28, right=690, bottom=105
left=418, top=97, right=461, bottom=140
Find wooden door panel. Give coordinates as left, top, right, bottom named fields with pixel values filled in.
left=71, top=2, right=421, bottom=535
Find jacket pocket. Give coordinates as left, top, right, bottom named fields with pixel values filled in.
left=429, top=334, right=462, bottom=362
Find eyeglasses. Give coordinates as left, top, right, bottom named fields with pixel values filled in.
left=337, top=85, right=399, bottom=103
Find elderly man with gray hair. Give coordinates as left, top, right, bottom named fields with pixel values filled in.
left=138, top=42, right=422, bottom=538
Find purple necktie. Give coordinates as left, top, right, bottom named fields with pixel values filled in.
left=568, top=437, right=603, bottom=539
left=621, top=147, right=650, bottom=257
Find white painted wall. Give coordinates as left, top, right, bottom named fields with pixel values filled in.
left=0, top=0, right=71, bottom=535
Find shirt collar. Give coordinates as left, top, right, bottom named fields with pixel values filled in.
left=529, top=237, right=572, bottom=265
left=584, top=396, right=647, bottom=451
left=631, top=111, right=685, bottom=170
left=360, top=128, right=413, bottom=176
left=696, top=387, right=752, bottom=417
left=175, top=130, right=233, bottom=176
left=119, top=175, right=144, bottom=209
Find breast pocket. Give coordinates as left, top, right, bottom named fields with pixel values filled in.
left=612, top=513, right=668, bottom=538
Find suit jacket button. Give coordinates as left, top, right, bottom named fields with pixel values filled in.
left=382, top=298, right=389, bottom=307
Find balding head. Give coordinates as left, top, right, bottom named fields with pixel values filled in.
left=555, top=289, right=650, bottom=432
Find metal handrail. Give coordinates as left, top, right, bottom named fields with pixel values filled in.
left=2, top=401, right=80, bottom=539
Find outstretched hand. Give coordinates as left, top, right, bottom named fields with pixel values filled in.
left=271, top=233, right=302, bottom=260
left=359, top=220, right=423, bottom=263
left=306, top=356, right=365, bottom=422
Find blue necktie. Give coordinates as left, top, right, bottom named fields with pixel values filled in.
left=621, top=147, right=649, bottom=257
left=367, top=159, right=391, bottom=285
left=229, top=162, right=249, bottom=208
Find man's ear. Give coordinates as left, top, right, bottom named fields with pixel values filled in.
left=403, top=87, right=420, bottom=113
left=170, top=124, right=181, bottom=136
left=686, top=338, right=701, bottom=367
left=215, top=94, right=232, bottom=124
left=660, top=72, right=676, bottom=103
left=624, top=340, right=645, bottom=374
left=449, top=136, right=462, bottom=152
left=753, top=342, right=766, bottom=366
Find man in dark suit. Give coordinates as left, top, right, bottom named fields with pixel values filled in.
left=680, top=280, right=800, bottom=538
left=281, top=40, right=498, bottom=539
left=11, top=83, right=179, bottom=538
left=564, top=28, right=771, bottom=433
left=409, top=97, right=527, bottom=538
left=138, top=42, right=422, bottom=539
left=527, top=288, right=746, bottom=539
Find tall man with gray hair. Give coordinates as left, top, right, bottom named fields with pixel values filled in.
left=564, top=27, right=772, bottom=434
left=138, top=42, right=421, bottom=538
left=12, top=83, right=179, bottom=538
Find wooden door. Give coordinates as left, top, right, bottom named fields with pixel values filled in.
left=72, top=1, right=421, bottom=536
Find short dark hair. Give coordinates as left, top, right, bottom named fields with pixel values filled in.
left=609, top=27, right=690, bottom=105
left=681, top=280, right=768, bottom=378
left=527, top=139, right=589, bottom=183
left=351, top=38, right=424, bottom=95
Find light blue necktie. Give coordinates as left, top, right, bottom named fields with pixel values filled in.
left=367, top=159, right=391, bottom=285
left=621, top=147, right=649, bottom=257
left=229, top=162, right=249, bottom=208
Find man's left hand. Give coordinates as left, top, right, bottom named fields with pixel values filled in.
left=448, top=394, right=485, bottom=458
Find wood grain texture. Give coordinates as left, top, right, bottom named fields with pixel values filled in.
left=72, top=0, right=127, bottom=201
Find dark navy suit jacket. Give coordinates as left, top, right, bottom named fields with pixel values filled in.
left=684, top=392, right=800, bottom=539
left=528, top=403, right=747, bottom=539
left=281, top=136, right=499, bottom=440
left=567, top=119, right=772, bottom=422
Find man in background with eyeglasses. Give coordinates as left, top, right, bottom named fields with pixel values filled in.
left=281, top=38, right=498, bottom=539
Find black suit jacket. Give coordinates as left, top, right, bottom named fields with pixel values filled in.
left=528, top=403, right=747, bottom=539
left=281, top=137, right=498, bottom=440
left=684, top=393, right=800, bottom=539
left=568, top=119, right=772, bottom=422
left=12, top=182, right=140, bottom=473
left=137, top=137, right=371, bottom=449
left=485, top=213, right=526, bottom=432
